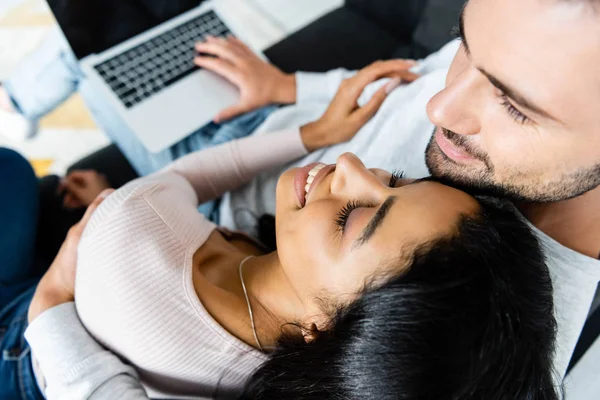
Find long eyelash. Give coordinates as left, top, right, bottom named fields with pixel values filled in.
left=450, top=25, right=460, bottom=38
left=389, top=170, right=405, bottom=188
left=499, top=93, right=530, bottom=125
left=335, top=200, right=363, bottom=233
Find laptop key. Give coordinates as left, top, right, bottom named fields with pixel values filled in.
left=99, top=10, right=230, bottom=107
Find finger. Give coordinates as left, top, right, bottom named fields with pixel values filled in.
left=214, top=104, right=250, bottom=123
left=387, top=70, right=420, bottom=83
left=67, top=169, right=96, bottom=178
left=63, top=193, right=83, bottom=209
left=351, top=81, right=397, bottom=125
left=195, top=39, right=243, bottom=65
left=335, top=62, right=417, bottom=114
left=79, top=189, right=114, bottom=227
left=194, top=56, right=241, bottom=85
left=57, top=178, right=67, bottom=195
left=227, top=36, right=254, bottom=56
left=69, top=190, right=112, bottom=236
left=349, top=60, right=418, bottom=94
left=66, top=170, right=98, bottom=186
left=62, top=176, right=87, bottom=200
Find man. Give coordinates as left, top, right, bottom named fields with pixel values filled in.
left=23, top=0, right=600, bottom=397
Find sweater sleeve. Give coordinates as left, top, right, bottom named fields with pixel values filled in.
left=162, top=127, right=308, bottom=205
left=295, top=69, right=357, bottom=105
left=24, top=303, right=150, bottom=400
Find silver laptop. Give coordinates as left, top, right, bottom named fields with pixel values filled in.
left=47, top=0, right=248, bottom=153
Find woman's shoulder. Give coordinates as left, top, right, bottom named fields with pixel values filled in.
left=84, top=173, right=213, bottom=245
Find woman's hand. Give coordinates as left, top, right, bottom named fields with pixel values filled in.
left=300, top=60, right=419, bottom=152
left=59, top=170, right=110, bottom=209
left=28, top=189, right=114, bottom=323
left=194, top=36, right=296, bottom=123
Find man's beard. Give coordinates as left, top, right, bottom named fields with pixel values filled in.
left=425, top=127, right=600, bottom=203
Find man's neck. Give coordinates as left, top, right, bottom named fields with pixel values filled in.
left=519, top=186, right=600, bottom=259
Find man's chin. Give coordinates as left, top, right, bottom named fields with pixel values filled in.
left=425, top=134, right=466, bottom=179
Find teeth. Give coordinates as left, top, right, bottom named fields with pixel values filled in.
left=305, top=164, right=326, bottom=195
left=308, top=164, right=325, bottom=177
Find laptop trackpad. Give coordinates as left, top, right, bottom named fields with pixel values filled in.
left=126, top=69, right=239, bottom=153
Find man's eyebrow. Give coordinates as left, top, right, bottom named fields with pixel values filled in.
left=458, top=7, right=470, bottom=55
left=458, top=6, right=557, bottom=122
left=354, top=196, right=397, bottom=249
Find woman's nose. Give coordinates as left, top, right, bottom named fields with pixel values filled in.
left=330, top=153, right=386, bottom=201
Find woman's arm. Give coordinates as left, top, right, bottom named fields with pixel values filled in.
left=27, top=191, right=150, bottom=400
left=162, top=128, right=307, bottom=205
left=26, top=303, right=150, bottom=400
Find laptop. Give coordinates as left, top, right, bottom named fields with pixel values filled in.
left=47, top=0, right=251, bottom=153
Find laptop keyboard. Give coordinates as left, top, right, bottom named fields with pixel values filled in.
left=94, top=10, right=231, bottom=109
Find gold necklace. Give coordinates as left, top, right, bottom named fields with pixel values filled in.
left=239, top=256, right=264, bottom=351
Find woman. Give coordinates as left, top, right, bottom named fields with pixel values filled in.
left=24, top=65, right=558, bottom=400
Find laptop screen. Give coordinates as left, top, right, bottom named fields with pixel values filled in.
left=47, top=0, right=200, bottom=60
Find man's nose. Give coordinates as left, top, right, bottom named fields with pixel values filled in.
left=427, top=68, right=482, bottom=136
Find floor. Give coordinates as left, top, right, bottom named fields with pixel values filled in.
left=0, top=0, right=341, bottom=176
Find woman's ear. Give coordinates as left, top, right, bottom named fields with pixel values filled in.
left=301, top=313, right=330, bottom=344
left=301, top=323, right=322, bottom=344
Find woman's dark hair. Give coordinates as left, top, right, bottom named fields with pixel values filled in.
left=243, top=197, right=559, bottom=399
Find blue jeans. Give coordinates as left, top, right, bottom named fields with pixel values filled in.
left=4, top=28, right=275, bottom=220
left=0, top=149, right=44, bottom=400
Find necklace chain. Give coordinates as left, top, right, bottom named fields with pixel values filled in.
left=239, top=256, right=264, bottom=352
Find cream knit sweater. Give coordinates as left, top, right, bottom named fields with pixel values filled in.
left=73, top=128, right=307, bottom=399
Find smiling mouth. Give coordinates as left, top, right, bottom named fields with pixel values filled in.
left=304, top=164, right=326, bottom=198
left=294, top=163, right=336, bottom=208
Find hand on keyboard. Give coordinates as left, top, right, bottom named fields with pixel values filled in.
left=194, top=36, right=296, bottom=123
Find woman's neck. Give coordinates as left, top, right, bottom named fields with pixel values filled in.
left=192, top=232, right=306, bottom=351
left=242, top=253, right=308, bottom=348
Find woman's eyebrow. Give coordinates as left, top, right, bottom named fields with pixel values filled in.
left=353, top=196, right=397, bottom=249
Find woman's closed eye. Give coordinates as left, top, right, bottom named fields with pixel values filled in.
left=388, top=170, right=405, bottom=188
left=334, top=170, right=405, bottom=235
left=335, top=200, right=369, bottom=235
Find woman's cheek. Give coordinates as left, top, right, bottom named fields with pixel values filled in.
left=301, top=213, right=339, bottom=268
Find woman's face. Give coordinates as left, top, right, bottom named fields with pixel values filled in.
left=275, top=153, right=479, bottom=316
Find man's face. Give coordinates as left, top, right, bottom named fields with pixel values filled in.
left=426, top=0, right=600, bottom=202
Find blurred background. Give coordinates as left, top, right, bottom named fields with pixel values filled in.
left=0, top=0, right=342, bottom=176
